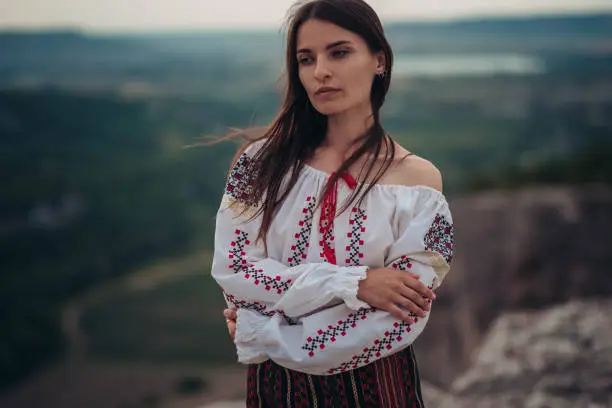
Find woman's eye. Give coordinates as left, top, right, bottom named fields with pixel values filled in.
left=298, top=56, right=314, bottom=65
left=332, top=49, right=349, bottom=58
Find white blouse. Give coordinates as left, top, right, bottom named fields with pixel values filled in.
left=211, top=142, right=455, bottom=376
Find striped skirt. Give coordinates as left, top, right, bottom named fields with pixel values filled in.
left=246, top=345, right=425, bottom=408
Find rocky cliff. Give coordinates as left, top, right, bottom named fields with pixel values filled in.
left=426, top=299, right=612, bottom=407
left=416, top=185, right=612, bottom=387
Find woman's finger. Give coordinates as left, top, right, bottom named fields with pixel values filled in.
left=388, top=304, right=416, bottom=324
left=401, top=275, right=435, bottom=300
left=227, top=321, right=236, bottom=340
left=399, top=285, right=430, bottom=311
left=223, top=308, right=237, bottom=321
left=393, top=293, right=426, bottom=318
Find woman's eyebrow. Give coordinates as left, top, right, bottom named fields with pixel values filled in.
left=297, top=40, right=353, bottom=54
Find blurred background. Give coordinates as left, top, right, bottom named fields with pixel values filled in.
left=0, top=1, right=611, bottom=407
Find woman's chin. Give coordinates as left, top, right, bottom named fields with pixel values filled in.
left=312, top=101, right=347, bottom=116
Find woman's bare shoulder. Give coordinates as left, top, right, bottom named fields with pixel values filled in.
left=380, top=144, right=443, bottom=191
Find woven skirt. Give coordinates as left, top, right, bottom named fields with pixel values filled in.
left=246, top=345, right=425, bottom=408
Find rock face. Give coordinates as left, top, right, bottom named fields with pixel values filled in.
left=200, top=299, right=612, bottom=407
left=416, top=185, right=612, bottom=387
left=431, top=299, right=612, bottom=408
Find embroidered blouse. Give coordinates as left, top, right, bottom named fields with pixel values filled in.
left=211, top=142, right=455, bottom=376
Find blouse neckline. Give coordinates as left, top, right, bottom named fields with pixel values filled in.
left=301, top=163, right=447, bottom=198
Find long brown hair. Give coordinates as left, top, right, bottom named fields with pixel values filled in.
left=233, top=0, right=395, bottom=245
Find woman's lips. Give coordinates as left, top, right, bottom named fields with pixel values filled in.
left=315, top=88, right=341, bottom=99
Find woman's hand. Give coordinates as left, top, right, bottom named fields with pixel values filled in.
left=357, top=267, right=436, bottom=323
left=223, top=266, right=434, bottom=333
left=224, top=308, right=237, bottom=340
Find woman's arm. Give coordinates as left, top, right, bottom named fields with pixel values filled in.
left=234, top=256, right=440, bottom=374
left=232, top=189, right=454, bottom=374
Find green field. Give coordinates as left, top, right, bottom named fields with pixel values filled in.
left=80, top=252, right=237, bottom=365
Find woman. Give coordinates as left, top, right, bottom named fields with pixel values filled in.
left=211, top=0, right=454, bottom=406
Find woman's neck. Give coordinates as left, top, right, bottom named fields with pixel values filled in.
left=323, top=104, right=374, bottom=157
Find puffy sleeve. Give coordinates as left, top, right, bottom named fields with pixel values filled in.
left=233, top=187, right=455, bottom=375
left=386, top=186, right=454, bottom=290
left=211, top=143, right=371, bottom=321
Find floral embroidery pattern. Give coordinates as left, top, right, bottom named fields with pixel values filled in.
left=345, top=207, right=367, bottom=266
left=224, top=292, right=298, bottom=325
left=318, top=204, right=335, bottom=262
left=326, top=279, right=437, bottom=374
left=228, top=229, right=292, bottom=294
left=224, top=292, right=276, bottom=317
left=327, top=320, right=412, bottom=374
left=288, top=196, right=316, bottom=267
left=391, top=255, right=413, bottom=271
left=228, top=229, right=250, bottom=273
left=302, top=308, right=377, bottom=357
left=424, top=213, right=454, bottom=263
left=225, top=152, right=255, bottom=202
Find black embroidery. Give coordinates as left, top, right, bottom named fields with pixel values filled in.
left=302, top=308, right=377, bottom=357
left=288, top=196, right=316, bottom=267
left=345, top=207, right=367, bottom=266
left=228, top=229, right=292, bottom=294
left=327, top=279, right=437, bottom=374
left=424, top=213, right=454, bottom=263
left=225, top=152, right=255, bottom=202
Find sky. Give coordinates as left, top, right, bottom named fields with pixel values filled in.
left=1, top=0, right=612, bottom=31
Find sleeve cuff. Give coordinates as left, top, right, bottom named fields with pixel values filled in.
left=234, top=308, right=270, bottom=364
left=336, top=266, right=371, bottom=310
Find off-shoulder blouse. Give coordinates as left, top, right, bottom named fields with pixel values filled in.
left=211, top=142, right=455, bottom=375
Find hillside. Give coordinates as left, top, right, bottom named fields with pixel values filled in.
left=0, top=89, right=241, bottom=388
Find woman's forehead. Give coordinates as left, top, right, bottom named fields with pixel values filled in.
left=296, top=19, right=364, bottom=51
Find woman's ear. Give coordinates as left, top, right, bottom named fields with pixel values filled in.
left=375, top=52, right=386, bottom=74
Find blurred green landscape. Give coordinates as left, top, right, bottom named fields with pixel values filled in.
left=79, top=252, right=236, bottom=363
left=1, top=12, right=612, bottom=407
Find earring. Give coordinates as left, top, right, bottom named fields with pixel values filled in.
left=377, top=70, right=386, bottom=78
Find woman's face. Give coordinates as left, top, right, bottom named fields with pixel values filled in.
left=296, top=19, right=383, bottom=116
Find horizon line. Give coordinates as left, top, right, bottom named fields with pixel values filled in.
left=0, top=9, right=611, bottom=35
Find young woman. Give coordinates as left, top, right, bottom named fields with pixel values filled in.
left=211, top=0, right=454, bottom=406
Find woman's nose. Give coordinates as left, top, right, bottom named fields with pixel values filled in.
left=313, top=58, right=332, bottom=81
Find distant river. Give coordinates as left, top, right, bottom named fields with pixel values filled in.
left=393, top=53, right=546, bottom=77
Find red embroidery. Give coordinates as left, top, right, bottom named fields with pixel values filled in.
left=228, top=229, right=292, bottom=294
left=424, top=213, right=454, bottom=263
left=302, top=308, right=377, bottom=357
left=225, top=152, right=256, bottom=202
left=224, top=292, right=275, bottom=316
left=288, top=196, right=316, bottom=267
left=224, top=292, right=298, bottom=324
left=319, top=172, right=357, bottom=264
left=319, top=204, right=336, bottom=263
left=391, top=255, right=413, bottom=271
left=345, top=206, right=367, bottom=266
left=327, top=320, right=412, bottom=374
left=326, top=279, right=437, bottom=374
